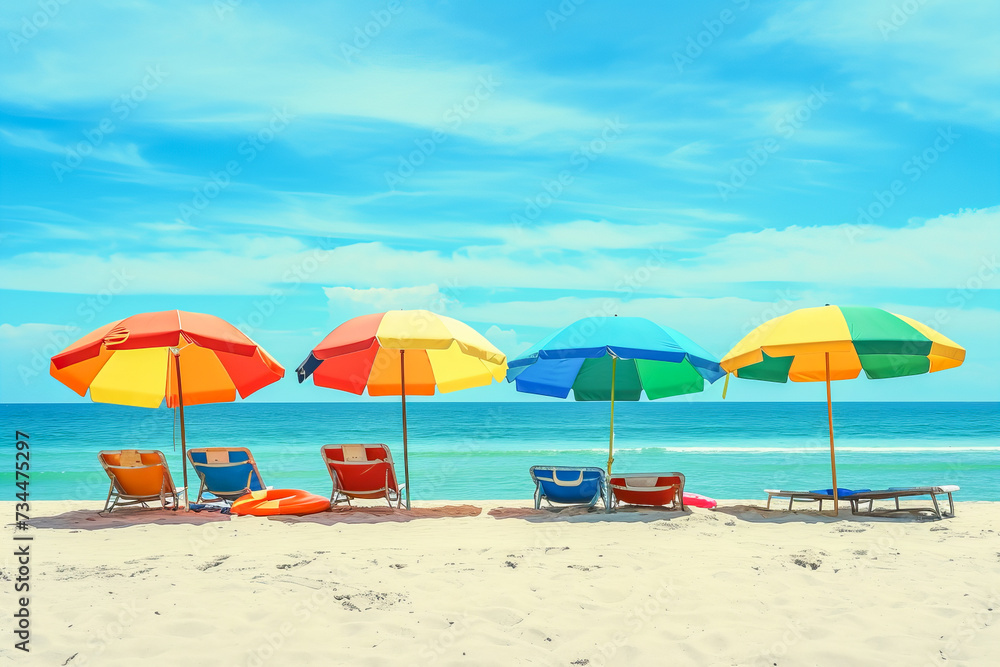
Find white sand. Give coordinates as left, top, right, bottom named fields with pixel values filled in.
left=2, top=499, right=999, bottom=666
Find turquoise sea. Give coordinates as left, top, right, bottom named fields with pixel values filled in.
left=2, top=402, right=998, bottom=501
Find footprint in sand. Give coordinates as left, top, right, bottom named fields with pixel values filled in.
left=197, top=555, right=230, bottom=571
left=276, top=559, right=313, bottom=570
left=793, top=557, right=821, bottom=570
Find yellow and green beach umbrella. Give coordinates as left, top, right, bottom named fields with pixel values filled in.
left=721, top=305, right=965, bottom=514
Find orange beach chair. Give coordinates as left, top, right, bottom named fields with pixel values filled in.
left=609, top=473, right=685, bottom=511
left=320, top=444, right=406, bottom=509
left=98, top=449, right=183, bottom=513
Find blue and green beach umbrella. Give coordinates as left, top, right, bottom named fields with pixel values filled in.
left=506, top=316, right=724, bottom=473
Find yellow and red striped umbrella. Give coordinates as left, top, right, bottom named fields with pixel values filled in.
left=51, top=310, right=285, bottom=506
left=297, top=310, right=507, bottom=508
left=51, top=310, right=284, bottom=407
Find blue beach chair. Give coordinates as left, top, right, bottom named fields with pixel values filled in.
left=764, top=487, right=870, bottom=512
left=530, top=466, right=608, bottom=510
left=187, top=447, right=266, bottom=504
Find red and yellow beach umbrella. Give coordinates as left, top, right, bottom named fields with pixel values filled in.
left=721, top=305, right=965, bottom=514
left=50, top=310, right=285, bottom=506
left=297, top=310, right=507, bottom=508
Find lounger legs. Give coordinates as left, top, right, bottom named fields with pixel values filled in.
left=104, top=482, right=118, bottom=513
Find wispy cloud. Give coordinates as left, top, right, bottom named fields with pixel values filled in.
left=746, top=0, right=1000, bottom=128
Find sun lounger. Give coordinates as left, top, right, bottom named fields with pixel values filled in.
left=609, top=473, right=685, bottom=510
left=529, top=466, right=607, bottom=510
left=321, top=444, right=406, bottom=508
left=98, top=449, right=183, bottom=513
left=764, top=488, right=870, bottom=511
left=848, top=486, right=959, bottom=518
left=187, top=447, right=265, bottom=504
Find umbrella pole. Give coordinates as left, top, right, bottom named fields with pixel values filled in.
left=400, top=349, right=410, bottom=510
left=172, top=350, right=189, bottom=512
left=607, top=356, right=616, bottom=475
left=825, top=352, right=838, bottom=516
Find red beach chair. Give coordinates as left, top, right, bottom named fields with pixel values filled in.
left=609, top=473, right=685, bottom=510
left=320, top=444, right=407, bottom=509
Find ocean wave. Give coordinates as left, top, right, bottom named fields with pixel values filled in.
left=412, top=445, right=1000, bottom=455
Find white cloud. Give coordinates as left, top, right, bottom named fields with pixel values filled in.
left=490, top=219, right=691, bottom=251
left=482, top=325, right=531, bottom=359
left=1, top=129, right=150, bottom=168
left=323, top=284, right=455, bottom=321
left=747, top=0, right=1000, bottom=127
left=1, top=206, right=997, bottom=296
left=694, top=206, right=1000, bottom=290
left=0, top=322, right=77, bottom=340
left=0, top=2, right=606, bottom=148
left=455, top=295, right=802, bottom=361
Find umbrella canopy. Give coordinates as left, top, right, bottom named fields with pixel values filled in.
left=50, top=310, right=285, bottom=506
left=296, top=310, right=507, bottom=508
left=507, top=316, right=724, bottom=474
left=720, top=304, right=965, bottom=514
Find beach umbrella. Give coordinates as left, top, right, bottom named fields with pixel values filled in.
left=295, top=310, right=507, bottom=509
left=50, top=310, right=285, bottom=507
left=720, top=304, right=965, bottom=514
left=505, top=316, right=725, bottom=474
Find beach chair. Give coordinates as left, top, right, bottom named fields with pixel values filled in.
left=529, top=466, right=607, bottom=510
left=609, top=473, right=685, bottom=511
left=848, top=486, right=959, bottom=519
left=187, top=447, right=265, bottom=504
left=98, top=449, right=183, bottom=513
left=320, top=444, right=406, bottom=508
left=764, top=488, right=869, bottom=511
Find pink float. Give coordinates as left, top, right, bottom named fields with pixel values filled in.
left=683, top=492, right=717, bottom=509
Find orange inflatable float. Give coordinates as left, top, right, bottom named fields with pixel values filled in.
left=230, top=489, right=330, bottom=516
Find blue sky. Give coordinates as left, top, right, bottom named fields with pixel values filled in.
left=1, top=0, right=998, bottom=403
